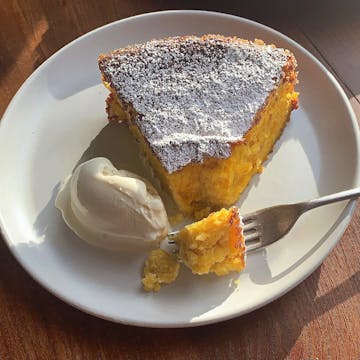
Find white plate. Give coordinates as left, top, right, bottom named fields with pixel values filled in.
left=0, top=10, right=359, bottom=328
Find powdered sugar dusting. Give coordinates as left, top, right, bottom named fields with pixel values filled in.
left=99, top=36, right=289, bottom=173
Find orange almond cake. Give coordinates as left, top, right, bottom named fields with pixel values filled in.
left=142, top=207, right=245, bottom=291
left=177, top=206, right=246, bottom=276
left=142, top=248, right=180, bottom=292
left=98, top=35, right=298, bottom=217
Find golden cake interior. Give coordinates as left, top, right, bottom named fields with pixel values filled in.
left=142, top=249, right=180, bottom=292
left=105, top=77, right=298, bottom=217
left=141, top=207, right=245, bottom=291
left=176, top=207, right=245, bottom=276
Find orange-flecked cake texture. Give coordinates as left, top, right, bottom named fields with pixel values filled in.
left=99, top=35, right=298, bottom=217
left=142, top=249, right=180, bottom=292
left=176, top=207, right=245, bottom=275
left=141, top=207, right=245, bottom=291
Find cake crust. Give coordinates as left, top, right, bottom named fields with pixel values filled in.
left=99, top=35, right=296, bottom=173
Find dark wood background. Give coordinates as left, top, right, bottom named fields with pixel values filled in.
left=1, top=1, right=359, bottom=359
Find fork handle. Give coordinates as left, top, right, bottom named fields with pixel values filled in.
left=302, top=187, right=360, bottom=212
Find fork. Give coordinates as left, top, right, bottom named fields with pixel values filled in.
left=167, top=188, right=360, bottom=253
left=242, top=187, right=360, bottom=252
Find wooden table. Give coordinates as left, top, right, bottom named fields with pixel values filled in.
left=1, top=1, right=359, bottom=359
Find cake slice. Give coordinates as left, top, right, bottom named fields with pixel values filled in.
left=98, top=35, right=298, bottom=217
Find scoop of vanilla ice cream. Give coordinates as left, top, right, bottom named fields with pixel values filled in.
left=55, top=157, right=169, bottom=250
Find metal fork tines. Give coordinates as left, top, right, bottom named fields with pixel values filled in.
left=241, top=187, right=360, bottom=252
left=242, top=203, right=305, bottom=252
left=242, top=216, right=262, bottom=252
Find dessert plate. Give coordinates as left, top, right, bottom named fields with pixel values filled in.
left=0, top=10, right=359, bottom=328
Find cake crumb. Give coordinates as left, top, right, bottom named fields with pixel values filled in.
left=142, top=249, right=180, bottom=292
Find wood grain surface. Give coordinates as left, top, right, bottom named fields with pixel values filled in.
left=0, top=0, right=359, bottom=359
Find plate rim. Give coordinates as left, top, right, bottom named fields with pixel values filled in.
left=0, top=9, right=359, bottom=328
